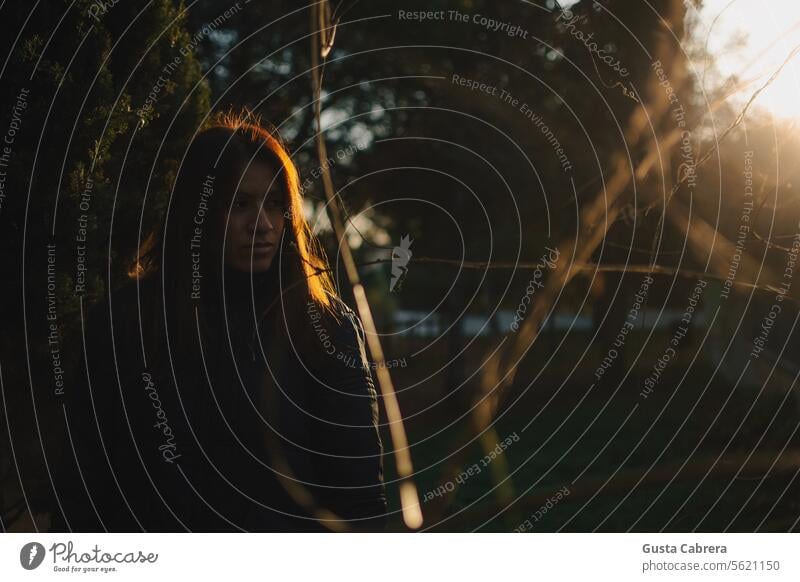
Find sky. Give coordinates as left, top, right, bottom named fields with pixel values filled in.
left=694, top=0, right=800, bottom=120
left=559, top=0, right=800, bottom=119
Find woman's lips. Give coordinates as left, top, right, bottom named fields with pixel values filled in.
left=247, top=242, right=274, bottom=253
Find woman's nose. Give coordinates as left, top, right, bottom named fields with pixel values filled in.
left=252, top=206, right=274, bottom=232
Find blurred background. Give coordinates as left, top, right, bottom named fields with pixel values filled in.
left=2, top=0, right=800, bottom=532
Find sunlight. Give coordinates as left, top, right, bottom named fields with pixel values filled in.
left=698, top=0, right=800, bottom=119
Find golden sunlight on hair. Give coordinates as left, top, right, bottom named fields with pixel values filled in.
left=207, top=108, right=338, bottom=312
left=131, top=108, right=338, bottom=314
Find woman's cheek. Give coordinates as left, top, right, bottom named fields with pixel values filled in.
left=227, top=211, right=248, bottom=246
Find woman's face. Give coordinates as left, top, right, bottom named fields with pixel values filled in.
left=224, top=160, right=286, bottom=272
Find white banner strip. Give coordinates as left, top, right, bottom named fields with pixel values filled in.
left=1, top=533, right=798, bottom=581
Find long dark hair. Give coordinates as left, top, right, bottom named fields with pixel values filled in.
left=120, top=112, right=354, bottom=529
left=127, top=110, right=343, bottom=412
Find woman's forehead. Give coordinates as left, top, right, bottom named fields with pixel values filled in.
left=237, top=161, right=284, bottom=197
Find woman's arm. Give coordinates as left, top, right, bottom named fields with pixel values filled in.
left=307, top=300, right=387, bottom=531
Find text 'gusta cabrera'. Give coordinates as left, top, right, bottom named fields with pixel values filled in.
left=643, top=544, right=728, bottom=554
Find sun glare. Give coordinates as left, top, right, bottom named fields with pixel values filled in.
left=698, top=0, right=800, bottom=120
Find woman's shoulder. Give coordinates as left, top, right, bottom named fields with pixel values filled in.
left=298, top=292, right=371, bottom=374
left=322, top=292, right=366, bottom=344
left=305, top=293, right=378, bottom=403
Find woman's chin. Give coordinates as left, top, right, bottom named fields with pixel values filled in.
left=228, top=256, right=274, bottom=273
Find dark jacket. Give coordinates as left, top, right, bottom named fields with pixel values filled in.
left=55, top=274, right=386, bottom=532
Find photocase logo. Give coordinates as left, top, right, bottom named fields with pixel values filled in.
left=20, top=542, right=46, bottom=570
left=390, top=234, right=413, bottom=292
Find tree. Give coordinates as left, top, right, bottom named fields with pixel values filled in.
left=0, top=0, right=209, bottom=530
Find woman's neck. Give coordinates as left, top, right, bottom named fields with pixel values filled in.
left=222, top=265, right=278, bottom=310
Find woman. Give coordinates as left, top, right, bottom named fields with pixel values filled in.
left=59, top=112, right=386, bottom=532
